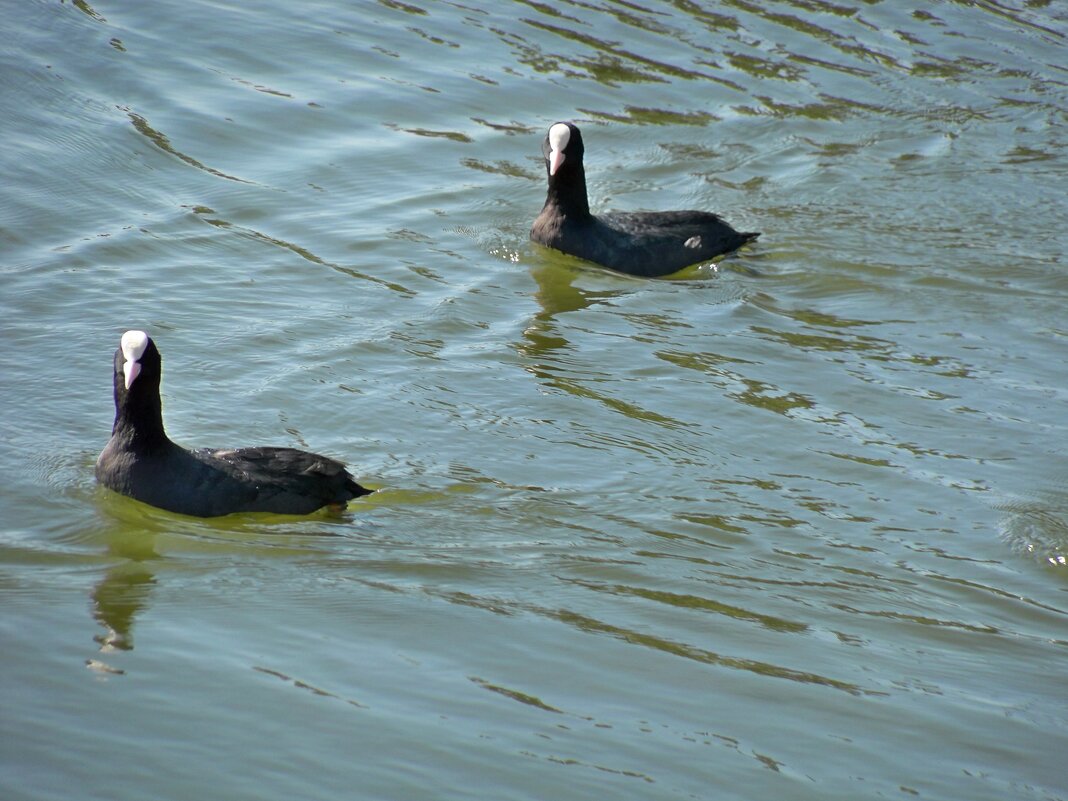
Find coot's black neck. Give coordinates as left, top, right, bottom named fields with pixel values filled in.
left=544, top=163, right=591, bottom=219
left=113, top=382, right=172, bottom=454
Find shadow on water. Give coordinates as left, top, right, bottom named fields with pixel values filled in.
left=89, top=559, right=156, bottom=662
left=85, top=516, right=161, bottom=674
left=516, top=259, right=704, bottom=430
left=84, top=486, right=392, bottom=673
left=515, top=256, right=629, bottom=367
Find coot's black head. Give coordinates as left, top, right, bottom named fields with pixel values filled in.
left=111, top=330, right=163, bottom=418
left=542, top=121, right=584, bottom=179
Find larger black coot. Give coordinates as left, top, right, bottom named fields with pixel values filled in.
left=531, top=121, right=759, bottom=277
left=96, top=330, right=371, bottom=517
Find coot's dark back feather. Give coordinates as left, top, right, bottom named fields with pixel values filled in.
left=96, top=332, right=371, bottom=517
left=531, top=122, right=758, bottom=277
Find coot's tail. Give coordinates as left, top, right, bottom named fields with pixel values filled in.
left=343, top=476, right=374, bottom=501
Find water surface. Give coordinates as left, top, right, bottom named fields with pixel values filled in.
left=2, top=1, right=1067, bottom=799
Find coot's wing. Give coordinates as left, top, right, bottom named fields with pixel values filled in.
left=197, top=446, right=370, bottom=514
left=598, top=210, right=758, bottom=276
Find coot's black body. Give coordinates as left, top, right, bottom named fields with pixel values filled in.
left=530, top=122, right=759, bottom=277
left=96, top=331, right=371, bottom=517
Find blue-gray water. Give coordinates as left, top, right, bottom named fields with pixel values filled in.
left=2, top=1, right=1067, bottom=799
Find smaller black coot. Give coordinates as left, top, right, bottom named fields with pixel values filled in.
left=530, top=121, right=759, bottom=277
left=96, top=330, right=371, bottom=517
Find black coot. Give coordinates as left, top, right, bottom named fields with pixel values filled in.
left=96, top=330, right=371, bottom=517
left=530, top=121, right=759, bottom=277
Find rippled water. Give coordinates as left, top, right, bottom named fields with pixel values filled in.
left=3, top=1, right=1067, bottom=799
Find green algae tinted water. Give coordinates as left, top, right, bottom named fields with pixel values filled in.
left=2, top=2, right=1066, bottom=799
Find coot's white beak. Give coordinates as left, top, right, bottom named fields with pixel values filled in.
left=547, top=122, right=571, bottom=177
left=120, top=330, right=150, bottom=390
left=549, top=148, right=565, bottom=176
left=123, top=360, right=141, bottom=390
